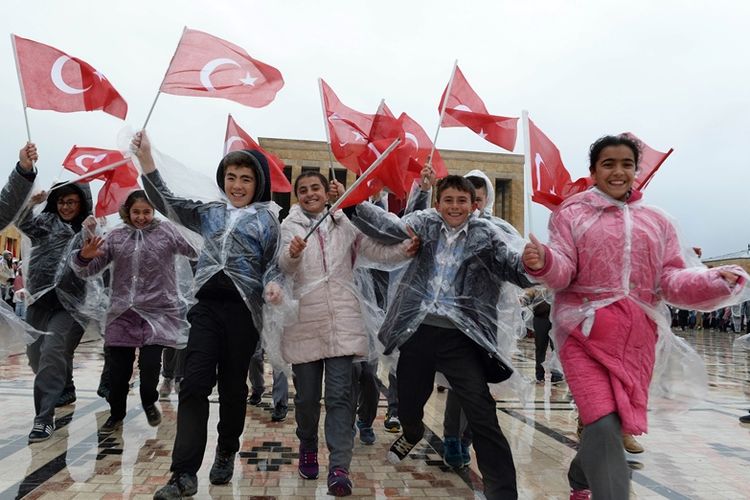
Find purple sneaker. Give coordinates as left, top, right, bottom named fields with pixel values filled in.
left=298, top=447, right=319, bottom=479
left=327, top=467, right=352, bottom=496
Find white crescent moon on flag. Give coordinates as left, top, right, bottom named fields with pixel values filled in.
left=224, top=135, right=248, bottom=154
left=51, top=56, right=91, bottom=95
left=453, top=104, right=472, bottom=112
left=405, top=132, right=419, bottom=149
left=200, top=58, right=241, bottom=91
left=534, top=153, right=544, bottom=191
left=75, top=153, right=108, bottom=169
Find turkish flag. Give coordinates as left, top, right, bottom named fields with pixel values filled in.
left=621, top=132, right=673, bottom=190
left=62, top=146, right=140, bottom=216
left=160, top=28, right=283, bottom=108
left=320, top=79, right=374, bottom=173
left=438, top=66, right=518, bottom=151
left=12, top=35, right=127, bottom=119
left=224, top=115, right=291, bottom=193
left=398, top=112, right=447, bottom=187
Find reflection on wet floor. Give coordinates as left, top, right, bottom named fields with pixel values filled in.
left=0, top=329, right=748, bottom=499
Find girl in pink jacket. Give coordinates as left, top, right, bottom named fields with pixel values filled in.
left=523, top=135, right=746, bottom=500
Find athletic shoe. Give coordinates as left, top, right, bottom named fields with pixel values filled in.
left=158, top=378, right=173, bottom=398
left=327, top=467, right=353, bottom=497
left=622, top=434, right=644, bottom=454
left=247, top=390, right=263, bottom=406
left=387, top=434, right=417, bottom=464
left=144, top=404, right=162, bottom=427
left=460, top=440, right=472, bottom=467
left=740, top=413, right=750, bottom=424
left=55, top=390, right=77, bottom=407
left=356, top=420, right=376, bottom=445
left=442, top=436, right=463, bottom=468
left=384, top=412, right=401, bottom=433
left=100, top=416, right=123, bottom=434
left=569, top=488, right=591, bottom=500
left=28, top=422, right=54, bottom=443
left=298, top=447, right=319, bottom=479
left=153, top=472, right=198, bottom=499
left=550, top=372, right=565, bottom=384
left=271, top=403, right=288, bottom=422
left=209, top=449, right=235, bottom=485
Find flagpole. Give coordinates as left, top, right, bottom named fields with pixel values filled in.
left=521, top=110, right=533, bottom=238
left=142, top=26, right=186, bottom=130
left=317, top=78, right=339, bottom=182
left=426, top=59, right=458, bottom=172
left=10, top=34, right=34, bottom=156
left=304, top=137, right=400, bottom=241
left=49, top=158, right=131, bottom=191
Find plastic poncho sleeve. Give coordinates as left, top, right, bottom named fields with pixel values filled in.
left=16, top=205, right=55, bottom=243
left=0, top=164, right=36, bottom=230
left=164, top=221, right=200, bottom=260
left=659, top=223, right=741, bottom=310
left=142, top=171, right=203, bottom=233
left=526, top=208, right=578, bottom=289
left=70, top=239, right=114, bottom=279
left=353, top=201, right=422, bottom=245
left=261, top=217, right=281, bottom=288
left=404, top=181, right=431, bottom=215
left=355, top=233, right=411, bottom=266
left=277, top=226, right=301, bottom=276
left=491, top=228, right=537, bottom=289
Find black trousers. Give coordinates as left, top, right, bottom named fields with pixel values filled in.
left=107, top=344, right=163, bottom=420
left=397, top=324, right=517, bottom=500
left=171, top=299, right=259, bottom=474
left=533, top=315, right=553, bottom=380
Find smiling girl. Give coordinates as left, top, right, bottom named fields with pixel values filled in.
left=71, top=190, right=198, bottom=434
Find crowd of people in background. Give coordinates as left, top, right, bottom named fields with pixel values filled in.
left=670, top=303, right=750, bottom=333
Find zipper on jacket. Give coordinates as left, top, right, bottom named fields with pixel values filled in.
left=622, top=205, right=633, bottom=295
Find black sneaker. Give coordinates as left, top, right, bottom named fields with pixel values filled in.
left=144, top=404, right=162, bottom=427
left=739, top=413, right=750, bottom=424
left=247, top=390, right=263, bottom=406
left=384, top=412, right=401, bottom=433
left=387, top=434, right=417, bottom=464
left=271, top=403, right=288, bottom=422
left=153, top=472, right=198, bottom=500
left=100, top=416, right=123, bottom=434
left=209, top=449, right=235, bottom=485
left=28, top=422, right=54, bottom=443
left=55, top=390, right=77, bottom=407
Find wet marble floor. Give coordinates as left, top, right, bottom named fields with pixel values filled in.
left=0, top=328, right=748, bottom=499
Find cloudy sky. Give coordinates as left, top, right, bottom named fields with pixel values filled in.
left=1, top=0, right=747, bottom=257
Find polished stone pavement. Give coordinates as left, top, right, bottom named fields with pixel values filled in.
left=0, top=328, right=748, bottom=499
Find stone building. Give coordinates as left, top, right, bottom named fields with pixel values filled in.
left=0, top=225, right=22, bottom=258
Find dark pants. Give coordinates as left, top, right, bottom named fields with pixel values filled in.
left=534, top=315, right=553, bottom=380
left=161, top=347, right=186, bottom=380
left=26, top=298, right=85, bottom=425
left=108, top=344, right=163, bottom=420
left=171, top=299, right=259, bottom=474
left=444, top=389, right=472, bottom=442
left=352, top=359, right=380, bottom=427
left=397, top=324, right=517, bottom=500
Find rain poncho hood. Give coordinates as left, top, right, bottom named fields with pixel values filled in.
left=70, top=219, right=199, bottom=348
left=141, top=148, right=280, bottom=331
left=528, top=187, right=749, bottom=432
left=463, top=169, right=495, bottom=218
left=351, top=202, right=535, bottom=382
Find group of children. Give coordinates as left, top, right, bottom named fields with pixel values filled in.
left=1, top=132, right=747, bottom=500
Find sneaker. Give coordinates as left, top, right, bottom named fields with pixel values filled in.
left=569, top=488, right=591, bottom=500
left=209, top=449, right=235, bottom=485
left=384, top=412, right=401, bottom=433
left=356, top=420, right=376, bottom=445
left=100, top=416, right=123, bottom=434
left=159, top=378, right=173, bottom=398
left=153, top=471, right=198, bottom=500
left=28, top=422, right=54, bottom=443
left=622, top=434, right=644, bottom=454
left=298, top=447, right=319, bottom=479
left=387, top=434, right=417, bottom=464
left=442, top=436, right=463, bottom=468
left=55, top=390, right=77, bottom=407
left=271, top=403, right=288, bottom=422
left=247, top=390, right=263, bottom=406
left=460, top=440, right=472, bottom=467
left=144, top=404, right=162, bottom=427
left=740, top=413, right=750, bottom=424
left=550, top=372, right=565, bottom=384
left=327, top=467, right=353, bottom=497
left=96, top=385, right=110, bottom=400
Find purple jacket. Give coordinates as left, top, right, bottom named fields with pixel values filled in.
left=72, top=220, right=198, bottom=347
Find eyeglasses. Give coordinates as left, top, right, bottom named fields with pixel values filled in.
left=57, top=199, right=80, bottom=208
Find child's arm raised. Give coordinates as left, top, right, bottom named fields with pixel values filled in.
left=0, top=143, right=38, bottom=231
left=70, top=234, right=113, bottom=278
left=351, top=201, right=425, bottom=245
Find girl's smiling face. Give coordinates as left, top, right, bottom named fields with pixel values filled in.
left=296, top=176, right=327, bottom=214
left=591, top=145, right=636, bottom=201
left=129, top=199, right=154, bottom=229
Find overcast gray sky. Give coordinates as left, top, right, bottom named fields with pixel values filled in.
left=1, top=0, right=748, bottom=257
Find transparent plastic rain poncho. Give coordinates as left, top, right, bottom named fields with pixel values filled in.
left=535, top=187, right=750, bottom=409
left=350, top=201, right=536, bottom=385
left=0, top=301, right=46, bottom=359
left=261, top=204, right=412, bottom=374
left=0, top=164, right=36, bottom=231
left=15, top=182, right=105, bottom=329
left=134, top=143, right=282, bottom=334
left=69, top=218, right=200, bottom=348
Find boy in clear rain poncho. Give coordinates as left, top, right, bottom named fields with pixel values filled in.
left=16, top=167, right=101, bottom=443
left=70, top=190, right=199, bottom=434
left=522, top=135, right=749, bottom=500
left=132, top=132, right=281, bottom=500
left=351, top=175, right=535, bottom=500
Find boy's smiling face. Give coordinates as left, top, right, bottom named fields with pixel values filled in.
left=224, top=164, right=256, bottom=208
left=436, top=187, right=475, bottom=228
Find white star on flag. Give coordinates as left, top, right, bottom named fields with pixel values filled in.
left=240, top=72, right=257, bottom=86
